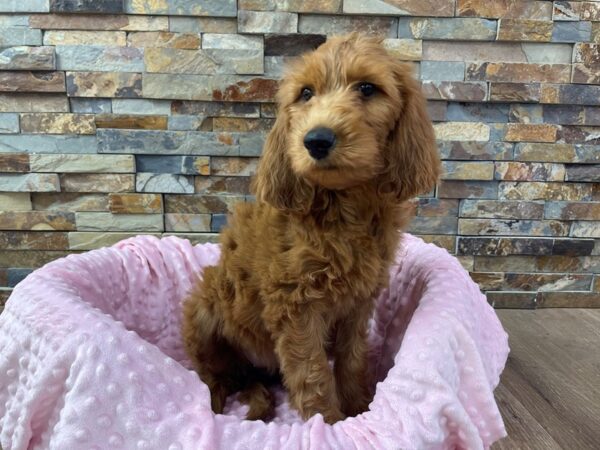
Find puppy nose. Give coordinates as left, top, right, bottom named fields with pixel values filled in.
left=303, top=127, right=336, bottom=160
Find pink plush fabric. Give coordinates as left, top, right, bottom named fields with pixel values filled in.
left=0, top=234, right=509, bottom=450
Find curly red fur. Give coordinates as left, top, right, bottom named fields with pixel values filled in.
left=182, top=34, right=441, bottom=424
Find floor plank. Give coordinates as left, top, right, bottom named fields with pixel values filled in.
left=492, top=309, right=600, bottom=450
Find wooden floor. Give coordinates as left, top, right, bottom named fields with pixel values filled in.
left=492, top=309, right=600, bottom=450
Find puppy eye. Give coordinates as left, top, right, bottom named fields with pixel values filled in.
left=358, top=82, right=376, bottom=97
left=300, top=87, right=313, bottom=102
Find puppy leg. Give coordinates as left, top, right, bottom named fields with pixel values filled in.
left=182, top=270, right=241, bottom=414
left=334, top=311, right=372, bottom=417
left=274, top=311, right=345, bottom=424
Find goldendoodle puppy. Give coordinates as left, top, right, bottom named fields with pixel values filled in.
left=182, top=33, right=440, bottom=424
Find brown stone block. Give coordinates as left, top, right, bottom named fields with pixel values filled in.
left=0, top=154, right=30, bottom=173
left=211, top=157, right=258, bottom=177
left=0, top=211, right=75, bottom=231
left=416, top=198, right=459, bottom=217
left=212, top=118, right=274, bottom=132
left=109, top=193, right=163, bottom=214
left=558, top=126, right=600, bottom=145
left=457, top=0, right=551, bottom=19
left=460, top=200, right=545, bottom=219
left=20, top=113, right=95, bottom=134
left=495, top=162, right=565, bottom=181
left=165, top=194, right=243, bottom=214
left=415, top=234, right=456, bottom=253
left=467, top=62, right=570, bottom=84
left=499, top=181, right=592, bottom=201
left=212, top=78, right=279, bottom=102
left=489, top=83, right=540, bottom=102
left=572, top=64, right=600, bottom=85
left=32, top=193, right=109, bottom=212
left=505, top=124, right=558, bottom=143
left=95, top=114, right=168, bottom=130
left=0, top=71, right=65, bottom=93
left=194, top=176, right=252, bottom=195
left=0, top=231, right=69, bottom=250
left=497, top=19, right=553, bottom=41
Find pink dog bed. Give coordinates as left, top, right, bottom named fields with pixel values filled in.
left=0, top=234, right=509, bottom=450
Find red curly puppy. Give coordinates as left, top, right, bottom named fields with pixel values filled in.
left=182, top=34, right=440, bottom=424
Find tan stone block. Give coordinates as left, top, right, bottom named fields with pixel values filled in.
left=0, top=193, right=32, bottom=211
left=0, top=93, right=69, bottom=112
left=43, top=31, right=126, bottom=46
left=194, top=176, right=251, bottom=195
left=211, top=157, right=258, bottom=177
left=32, top=193, right=109, bottom=212
left=164, top=213, right=211, bottom=232
left=434, top=122, right=490, bottom=142
left=497, top=19, right=553, bottom=42
left=499, top=182, right=592, bottom=201
left=60, top=174, right=135, bottom=193
left=459, top=218, right=570, bottom=237
left=165, top=194, right=243, bottom=213
left=75, top=212, right=164, bottom=232
left=20, top=113, right=95, bottom=134
left=382, top=39, right=422, bottom=61
left=489, top=83, right=540, bottom=102
left=127, top=31, right=200, bottom=49
left=145, top=47, right=263, bottom=75
left=0, top=231, right=69, bottom=250
left=31, top=154, right=135, bottom=173
left=0, top=153, right=29, bottom=172
left=95, top=114, right=167, bottom=130
left=505, top=124, right=558, bottom=143
left=416, top=234, right=456, bottom=253
left=0, top=211, right=75, bottom=231
left=68, top=231, right=161, bottom=250
left=29, top=14, right=169, bottom=31
left=540, top=84, right=561, bottom=104
left=495, top=162, right=565, bottom=181
left=0, top=71, right=65, bottom=93
left=241, top=0, right=341, bottom=13
left=66, top=72, right=141, bottom=98
left=442, top=161, right=494, bottom=180
left=109, top=193, right=163, bottom=214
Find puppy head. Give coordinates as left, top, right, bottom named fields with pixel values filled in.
left=254, top=34, right=440, bottom=212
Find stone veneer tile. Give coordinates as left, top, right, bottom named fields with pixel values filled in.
left=498, top=182, right=593, bottom=201
left=55, top=46, right=144, bottom=72
left=265, top=34, right=326, bottom=56
left=50, top=0, right=123, bottom=13
left=0, top=174, right=59, bottom=192
left=442, top=161, right=495, bottom=180
left=108, top=193, right=162, bottom=214
left=124, top=0, right=237, bottom=16
left=128, top=31, right=201, bottom=49
left=165, top=213, right=211, bottom=232
left=0, top=154, right=29, bottom=172
left=145, top=48, right=263, bottom=75
left=344, top=0, right=453, bottom=16
left=0, top=211, right=75, bottom=230
left=0, top=231, right=69, bottom=250
left=0, top=71, right=65, bottom=93
left=460, top=200, right=545, bottom=219
left=0, top=94, right=68, bottom=113
left=75, top=212, right=164, bottom=232
left=0, top=135, right=97, bottom=153
left=20, top=113, right=95, bottom=134
left=30, top=154, right=134, bottom=173
left=457, top=0, right=552, bottom=19
left=68, top=232, right=161, bottom=250
left=459, top=219, right=570, bottom=237
left=0, top=46, right=55, bottom=70
left=0, top=193, right=32, bottom=211
left=422, top=82, right=487, bottom=102
left=66, top=72, right=142, bottom=97
left=32, top=193, right=108, bottom=212
left=0, top=0, right=49, bottom=13
left=398, top=18, right=497, bottom=40
left=29, top=14, right=169, bottom=31
left=0, top=28, right=43, bottom=46
left=60, top=174, right=134, bottom=193
left=238, top=11, right=298, bottom=34
left=135, top=173, right=194, bottom=194
left=299, top=15, right=398, bottom=37
left=95, top=114, right=167, bottom=130
left=494, top=162, right=565, bottom=182
left=497, top=19, right=553, bottom=41
left=545, top=202, right=600, bottom=221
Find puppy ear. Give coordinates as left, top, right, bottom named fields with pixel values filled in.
left=381, top=64, right=440, bottom=201
left=252, top=109, right=313, bottom=213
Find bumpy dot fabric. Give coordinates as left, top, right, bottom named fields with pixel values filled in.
left=0, top=234, right=509, bottom=450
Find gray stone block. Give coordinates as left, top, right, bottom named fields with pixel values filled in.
left=0, top=28, right=43, bottom=46
left=55, top=45, right=144, bottom=72
left=112, top=99, right=171, bottom=115
left=420, top=61, right=465, bottom=81
left=399, top=18, right=497, bottom=40
left=211, top=214, right=228, bottom=232
left=447, top=103, right=510, bottom=123
left=552, top=21, right=592, bottom=42
left=0, top=0, right=48, bottom=12
left=70, top=98, right=112, bottom=114
left=125, top=0, right=236, bottom=16
left=50, top=0, right=123, bottom=13
left=0, top=114, right=19, bottom=133
left=97, top=129, right=241, bottom=156
left=0, top=46, right=55, bottom=70
left=136, top=173, right=194, bottom=194
left=0, top=135, right=98, bottom=153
